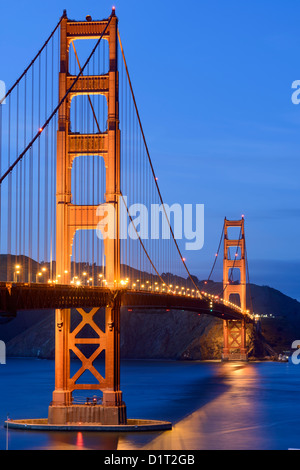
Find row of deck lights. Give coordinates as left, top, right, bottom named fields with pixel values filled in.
left=50, top=273, right=250, bottom=316
left=12, top=267, right=238, bottom=307
left=44, top=272, right=107, bottom=286
left=58, top=277, right=253, bottom=317
left=128, top=280, right=200, bottom=298
left=13, top=265, right=202, bottom=299
left=12, top=265, right=252, bottom=317
left=201, top=291, right=251, bottom=316
left=54, top=275, right=253, bottom=317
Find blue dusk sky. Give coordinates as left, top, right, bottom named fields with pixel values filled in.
left=1, top=0, right=299, bottom=300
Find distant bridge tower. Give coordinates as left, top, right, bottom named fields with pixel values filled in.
left=222, top=217, right=248, bottom=361
left=49, top=10, right=126, bottom=425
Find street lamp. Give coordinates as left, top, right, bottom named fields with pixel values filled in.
left=13, top=265, right=21, bottom=282
left=36, top=266, right=47, bottom=283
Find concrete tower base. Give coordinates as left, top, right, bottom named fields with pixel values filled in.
left=5, top=418, right=172, bottom=432
left=48, top=403, right=127, bottom=426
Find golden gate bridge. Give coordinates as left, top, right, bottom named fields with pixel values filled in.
left=0, top=9, right=255, bottom=429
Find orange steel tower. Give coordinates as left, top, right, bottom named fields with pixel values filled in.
left=222, top=217, right=248, bottom=361
left=48, top=10, right=126, bottom=425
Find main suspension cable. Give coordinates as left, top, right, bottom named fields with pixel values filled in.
left=206, top=221, right=225, bottom=282
left=120, top=191, right=173, bottom=291
left=118, top=29, right=202, bottom=298
left=245, top=235, right=254, bottom=315
left=0, top=13, right=113, bottom=185
left=0, top=12, right=65, bottom=105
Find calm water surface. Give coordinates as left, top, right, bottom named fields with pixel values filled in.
left=0, top=358, right=299, bottom=450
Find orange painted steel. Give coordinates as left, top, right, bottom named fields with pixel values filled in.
left=222, top=218, right=248, bottom=361
left=50, top=10, right=126, bottom=425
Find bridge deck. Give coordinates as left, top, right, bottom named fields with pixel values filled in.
left=0, top=283, right=252, bottom=322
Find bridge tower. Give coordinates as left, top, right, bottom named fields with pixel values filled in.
left=49, top=10, right=126, bottom=425
left=222, top=217, right=248, bottom=361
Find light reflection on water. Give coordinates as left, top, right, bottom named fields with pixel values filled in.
left=1, top=359, right=300, bottom=450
